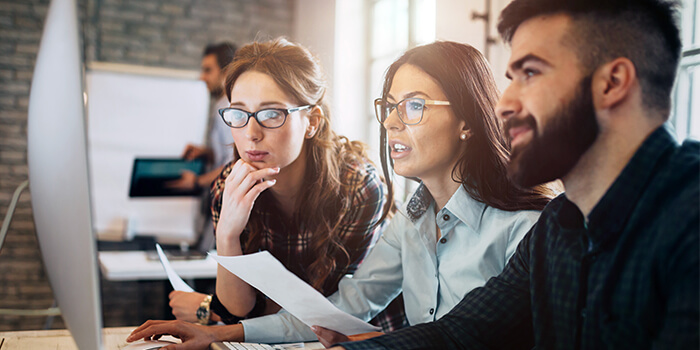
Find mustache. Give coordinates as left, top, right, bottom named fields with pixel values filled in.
left=504, top=115, right=537, bottom=139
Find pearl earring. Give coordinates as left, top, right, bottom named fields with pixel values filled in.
left=460, top=133, right=467, bottom=140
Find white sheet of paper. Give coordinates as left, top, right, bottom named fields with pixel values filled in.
left=211, top=251, right=380, bottom=335
left=156, top=243, right=195, bottom=292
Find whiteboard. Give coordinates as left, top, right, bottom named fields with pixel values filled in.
left=86, top=63, right=209, bottom=244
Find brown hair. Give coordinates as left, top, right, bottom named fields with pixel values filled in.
left=497, top=0, right=681, bottom=117
left=224, top=38, right=392, bottom=291
left=380, top=41, right=553, bottom=211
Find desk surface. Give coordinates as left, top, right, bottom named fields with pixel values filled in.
left=99, top=250, right=218, bottom=281
left=0, top=326, right=146, bottom=349
left=0, top=327, right=324, bottom=349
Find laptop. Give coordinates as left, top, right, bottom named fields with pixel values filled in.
left=129, top=157, right=205, bottom=197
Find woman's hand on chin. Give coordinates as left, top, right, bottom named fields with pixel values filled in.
left=216, top=159, right=279, bottom=253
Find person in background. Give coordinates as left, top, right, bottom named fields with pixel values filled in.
left=168, top=42, right=238, bottom=254
left=127, top=41, right=554, bottom=349
left=171, top=42, right=238, bottom=192
left=138, top=37, right=402, bottom=339
left=331, top=0, right=699, bottom=349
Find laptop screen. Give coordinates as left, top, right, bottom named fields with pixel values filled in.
left=129, top=158, right=205, bottom=197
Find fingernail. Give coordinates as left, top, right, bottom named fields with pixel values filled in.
left=311, top=326, right=318, bottom=332
left=273, top=167, right=280, bottom=172
left=268, top=179, right=276, bottom=185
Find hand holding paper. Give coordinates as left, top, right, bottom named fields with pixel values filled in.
left=210, top=251, right=380, bottom=336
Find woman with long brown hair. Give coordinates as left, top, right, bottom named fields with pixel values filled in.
left=128, top=41, right=553, bottom=349
left=161, top=37, right=400, bottom=331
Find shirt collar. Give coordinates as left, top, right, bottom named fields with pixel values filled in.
left=585, top=126, right=678, bottom=246
left=402, top=182, right=487, bottom=232
left=404, top=183, right=432, bottom=222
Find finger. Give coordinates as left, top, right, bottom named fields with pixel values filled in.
left=129, top=320, right=159, bottom=338
left=183, top=145, right=197, bottom=160
left=348, top=332, right=385, bottom=341
left=318, top=337, right=333, bottom=348
left=311, top=326, right=342, bottom=348
left=127, top=321, right=173, bottom=342
left=161, top=344, right=186, bottom=350
left=225, top=160, right=257, bottom=189
left=169, top=291, right=179, bottom=299
left=235, top=168, right=279, bottom=198
left=182, top=145, right=192, bottom=158
left=243, top=179, right=276, bottom=205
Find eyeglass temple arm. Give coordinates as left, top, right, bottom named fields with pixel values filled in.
left=424, top=100, right=451, bottom=105
left=288, top=105, right=313, bottom=113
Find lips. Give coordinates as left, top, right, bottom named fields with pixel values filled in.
left=389, top=140, right=411, bottom=159
left=508, top=125, right=532, bottom=145
left=245, top=150, right=269, bottom=161
left=505, top=115, right=537, bottom=148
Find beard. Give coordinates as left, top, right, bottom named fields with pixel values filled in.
left=505, top=75, right=599, bottom=188
left=209, top=84, right=224, bottom=98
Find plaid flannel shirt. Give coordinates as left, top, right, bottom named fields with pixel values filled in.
left=344, top=127, right=699, bottom=349
left=210, top=159, right=406, bottom=331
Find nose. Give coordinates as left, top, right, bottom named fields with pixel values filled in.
left=382, top=107, right=404, bottom=131
left=245, top=117, right=264, bottom=141
left=495, top=83, right=521, bottom=122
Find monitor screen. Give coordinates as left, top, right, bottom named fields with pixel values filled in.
left=27, top=0, right=102, bottom=348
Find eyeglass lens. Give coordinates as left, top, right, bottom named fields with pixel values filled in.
left=376, top=98, right=425, bottom=124
left=221, top=108, right=286, bottom=128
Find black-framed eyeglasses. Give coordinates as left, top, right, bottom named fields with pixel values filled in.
left=374, top=97, right=450, bottom=125
left=218, top=105, right=314, bottom=129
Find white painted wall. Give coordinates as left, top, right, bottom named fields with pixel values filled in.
left=435, top=0, right=485, bottom=50
left=292, top=0, right=337, bottom=110
left=332, top=0, right=369, bottom=144
left=293, top=0, right=369, bottom=145
left=435, top=0, right=513, bottom=91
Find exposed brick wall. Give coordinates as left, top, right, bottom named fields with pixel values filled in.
left=88, top=0, right=293, bottom=68
left=0, top=0, right=294, bottom=331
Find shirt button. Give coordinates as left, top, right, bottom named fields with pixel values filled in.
left=429, top=308, right=434, bottom=315
left=440, top=237, right=447, bottom=244
left=442, top=214, right=450, bottom=221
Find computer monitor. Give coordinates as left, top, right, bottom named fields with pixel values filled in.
left=26, top=0, right=103, bottom=349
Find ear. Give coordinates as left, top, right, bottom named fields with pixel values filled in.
left=592, top=57, right=637, bottom=111
left=459, top=128, right=473, bottom=141
left=306, top=105, right=323, bottom=138
left=458, top=118, right=472, bottom=140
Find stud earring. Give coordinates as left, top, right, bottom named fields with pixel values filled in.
left=460, top=133, right=467, bottom=140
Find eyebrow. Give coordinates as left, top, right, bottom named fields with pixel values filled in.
left=505, top=54, right=551, bottom=80
left=229, top=101, right=286, bottom=108
left=387, top=90, right=431, bottom=102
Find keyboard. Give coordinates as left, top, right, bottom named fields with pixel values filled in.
left=210, top=342, right=304, bottom=350
left=220, top=343, right=278, bottom=350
